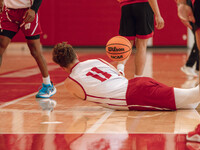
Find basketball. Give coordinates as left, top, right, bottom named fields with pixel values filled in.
left=106, top=36, right=132, bottom=61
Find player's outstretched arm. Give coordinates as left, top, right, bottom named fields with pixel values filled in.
left=0, top=0, right=3, bottom=13
left=99, top=58, right=124, bottom=76
left=64, top=78, right=85, bottom=100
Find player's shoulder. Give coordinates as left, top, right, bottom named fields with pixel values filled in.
left=64, top=77, right=75, bottom=89
left=65, top=77, right=80, bottom=93
left=81, top=58, right=104, bottom=64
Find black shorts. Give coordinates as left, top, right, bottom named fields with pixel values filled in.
left=193, top=0, right=200, bottom=31
left=119, top=2, right=154, bottom=40
left=0, top=29, right=40, bottom=40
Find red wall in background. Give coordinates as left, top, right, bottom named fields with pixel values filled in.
left=38, top=0, right=121, bottom=46
left=153, top=0, right=187, bottom=46
left=12, top=0, right=187, bottom=47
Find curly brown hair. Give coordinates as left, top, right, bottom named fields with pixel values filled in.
left=52, top=42, right=77, bottom=67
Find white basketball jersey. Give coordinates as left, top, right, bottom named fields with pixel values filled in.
left=69, top=59, right=129, bottom=110
left=4, top=0, right=33, bottom=9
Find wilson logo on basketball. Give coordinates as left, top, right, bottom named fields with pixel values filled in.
left=108, top=47, right=124, bottom=52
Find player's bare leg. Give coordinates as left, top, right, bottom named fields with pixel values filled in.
left=134, top=38, right=148, bottom=77
left=27, top=39, right=48, bottom=77
left=117, top=40, right=134, bottom=76
left=27, top=38, right=56, bottom=98
left=0, top=36, right=11, bottom=66
left=195, top=29, right=200, bottom=93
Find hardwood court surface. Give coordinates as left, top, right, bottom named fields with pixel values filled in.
left=0, top=45, right=199, bottom=150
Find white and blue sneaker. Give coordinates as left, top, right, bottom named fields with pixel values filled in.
left=36, top=82, right=56, bottom=98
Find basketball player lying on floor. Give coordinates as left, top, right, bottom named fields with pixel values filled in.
left=52, top=42, right=200, bottom=111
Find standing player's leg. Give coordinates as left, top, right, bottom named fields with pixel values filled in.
left=117, top=4, right=135, bottom=76
left=0, top=7, right=18, bottom=67
left=134, top=38, right=148, bottom=77
left=21, top=11, right=56, bottom=98
left=181, top=40, right=199, bottom=77
left=192, top=0, right=200, bottom=86
left=26, top=37, right=56, bottom=98
left=195, top=30, right=200, bottom=55
left=0, top=35, right=12, bottom=66
left=0, top=6, right=21, bottom=68
left=133, top=2, right=154, bottom=77
left=195, top=30, right=200, bottom=87
left=27, top=38, right=48, bottom=78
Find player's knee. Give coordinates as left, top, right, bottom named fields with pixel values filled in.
left=136, top=39, right=148, bottom=49
left=0, top=42, right=8, bottom=54
left=30, top=50, right=42, bottom=59
left=0, top=48, right=6, bottom=56
left=27, top=42, right=36, bottom=49
left=28, top=43, right=41, bottom=58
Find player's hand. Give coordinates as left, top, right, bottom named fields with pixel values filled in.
left=23, top=9, right=35, bottom=23
left=155, top=15, right=165, bottom=30
left=0, top=6, right=3, bottom=14
left=178, top=4, right=195, bottom=29
left=0, top=1, right=3, bottom=14
left=180, top=18, right=193, bottom=29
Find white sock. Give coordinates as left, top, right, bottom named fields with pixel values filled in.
left=174, top=85, right=200, bottom=109
left=117, top=64, right=124, bottom=72
left=43, top=75, right=51, bottom=85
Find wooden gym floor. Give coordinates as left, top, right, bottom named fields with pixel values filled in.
left=0, top=44, right=199, bottom=150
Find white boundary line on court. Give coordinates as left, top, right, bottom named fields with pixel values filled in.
left=85, top=110, right=114, bottom=133
left=0, top=82, right=64, bottom=109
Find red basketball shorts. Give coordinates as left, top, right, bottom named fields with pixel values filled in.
left=126, top=77, right=176, bottom=111
left=0, top=7, right=42, bottom=36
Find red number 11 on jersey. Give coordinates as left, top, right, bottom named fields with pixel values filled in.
left=86, top=67, right=112, bottom=82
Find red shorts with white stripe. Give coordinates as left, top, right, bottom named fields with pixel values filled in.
left=0, top=7, right=42, bottom=37
left=126, top=77, right=176, bottom=111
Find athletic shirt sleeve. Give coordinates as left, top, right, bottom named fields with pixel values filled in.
left=31, top=0, right=42, bottom=13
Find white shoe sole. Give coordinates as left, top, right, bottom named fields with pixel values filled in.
left=181, top=67, right=198, bottom=77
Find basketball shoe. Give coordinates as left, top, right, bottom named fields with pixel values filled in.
left=36, top=82, right=56, bottom=98
left=181, top=65, right=198, bottom=77
left=186, top=124, right=200, bottom=142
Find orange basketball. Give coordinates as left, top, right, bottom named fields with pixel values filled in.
left=106, top=36, right=132, bottom=61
